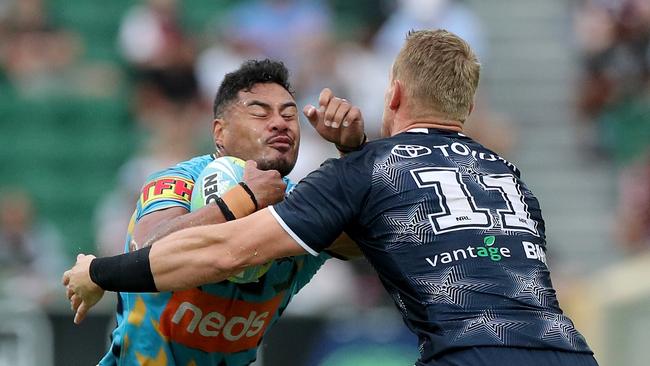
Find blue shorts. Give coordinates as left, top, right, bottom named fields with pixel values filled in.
left=419, top=347, right=599, bottom=366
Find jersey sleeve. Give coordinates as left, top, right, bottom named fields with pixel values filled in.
left=270, top=152, right=372, bottom=255
left=136, top=169, right=195, bottom=220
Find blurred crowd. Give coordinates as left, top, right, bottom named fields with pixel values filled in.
left=574, top=0, right=650, bottom=254
left=0, top=0, right=120, bottom=98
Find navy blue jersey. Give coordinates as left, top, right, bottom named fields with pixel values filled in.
left=271, top=128, right=593, bottom=364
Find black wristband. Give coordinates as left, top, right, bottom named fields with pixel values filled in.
left=238, top=182, right=259, bottom=210
left=335, top=133, right=368, bottom=153
left=89, top=246, right=158, bottom=292
left=214, top=196, right=236, bottom=221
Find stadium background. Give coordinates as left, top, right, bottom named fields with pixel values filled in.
left=0, top=0, right=649, bottom=365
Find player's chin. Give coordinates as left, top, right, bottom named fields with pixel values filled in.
left=261, top=151, right=296, bottom=176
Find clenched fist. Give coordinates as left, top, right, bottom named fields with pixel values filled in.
left=243, top=160, right=286, bottom=208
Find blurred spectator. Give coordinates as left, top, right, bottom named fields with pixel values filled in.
left=0, top=0, right=120, bottom=97
left=133, top=67, right=203, bottom=135
left=118, top=0, right=199, bottom=107
left=194, top=28, right=258, bottom=104
left=374, top=0, right=486, bottom=59
left=118, top=0, right=194, bottom=71
left=0, top=0, right=79, bottom=95
left=334, top=31, right=390, bottom=138
left=575, top=0, right=650, bottom=160
left=0, top=189, right=66, bottom=303
left=222, top=0, right=331, bottom=69
left=616, top=150, right=650, bottom=253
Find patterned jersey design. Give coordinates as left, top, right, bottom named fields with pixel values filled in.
left=100, top=154, right=328, bottom=366
left=271, top=129, right=593, bottom=364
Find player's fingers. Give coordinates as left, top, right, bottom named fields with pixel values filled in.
left=318, top=88, right=333, bottom=108
left=343, top=106, right=362, bottom=128
left=77, top=253, right=85, bottom=261
left=74, top=302, right=89, bottom=325
left=71, top=294, right=82, bottom=312
left=302, top=104, right=320, bottom=128
left=324, top=97, right=344, bottom=127
left=62, top=270, right=70, bottom=286
left=66, top=286, right=74, bottom=300
left=332, top=100, right=351, bottom=128
left=245, top=160, right=258, bottom=170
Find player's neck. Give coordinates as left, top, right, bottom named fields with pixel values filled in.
left=392, top=118, right=464, bottom=136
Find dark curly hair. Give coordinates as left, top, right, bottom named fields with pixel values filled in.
left=213, top=59, right=294, bottom=118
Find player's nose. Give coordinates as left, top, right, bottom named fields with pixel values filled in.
left=268, top=112, right=289, bottom=132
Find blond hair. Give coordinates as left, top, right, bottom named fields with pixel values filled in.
left=393, top=29, right=480, bottom=122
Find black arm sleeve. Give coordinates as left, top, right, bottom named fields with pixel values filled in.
left=89, top=246, right=158, bottom=292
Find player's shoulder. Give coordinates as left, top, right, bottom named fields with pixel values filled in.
left=136, top=156, right=215, bottom=216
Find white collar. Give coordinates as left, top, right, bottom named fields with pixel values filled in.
left=406, top=128, right=429, bottom=133
left=406, top=127, right=466, bottom=137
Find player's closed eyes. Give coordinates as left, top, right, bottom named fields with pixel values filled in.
left=247, top=105, right=268, bottom=117
left=281, top=110, right=297, bottom=119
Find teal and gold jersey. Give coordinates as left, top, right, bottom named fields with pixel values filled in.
left=100, top=154, right=329, bottom=366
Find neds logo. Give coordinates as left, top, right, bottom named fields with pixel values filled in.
left=160, top=288, right=285, bottom=353
left=171, top=301, right=268, bottom=340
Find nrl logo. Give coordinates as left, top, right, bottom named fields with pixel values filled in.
left=391, top=145, right=432, bottom=158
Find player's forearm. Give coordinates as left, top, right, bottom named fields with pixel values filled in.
left=89, top=210, right=304, bottom=293
left=89, top=224, right=247, bottom=293
left=148, top=223, right=246, bottom=291
left=142, top=204, right=226, bottom=248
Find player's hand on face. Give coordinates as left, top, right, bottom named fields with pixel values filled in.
left=303, top=88, right=365, bottom=150
left=61, top=254, right=105, bottom=325
left=243, top=160, right=286, bottom=208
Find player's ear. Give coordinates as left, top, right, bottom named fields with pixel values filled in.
left=213, top=118, right=225, bottom=147
left=389, top=79, right=402, bottom=111
left=467, top=102, right=475, bottom=117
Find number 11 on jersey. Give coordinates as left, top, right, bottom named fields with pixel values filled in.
left=410, top=167, right=539, bottom=236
